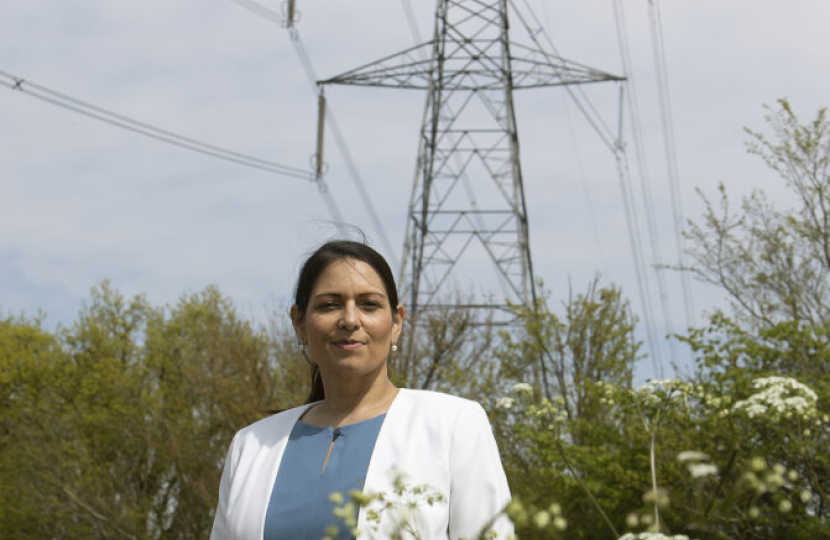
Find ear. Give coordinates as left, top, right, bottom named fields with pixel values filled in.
left=391, top=304, right=405, bottom=343
left=290, top=305, right=306, bottom=343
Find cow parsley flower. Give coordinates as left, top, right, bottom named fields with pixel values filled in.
left=732, top=376, right=819, bottom=421
left=511, top=382, right=533, bottom=395
left=677, top=451, right=710, bottom=463
left=496, top=397, right=515, bottom=410
left=687, top=463, right=718, bottom=479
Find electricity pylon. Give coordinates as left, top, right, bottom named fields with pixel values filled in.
left=319, top=0, right=621, bottom=327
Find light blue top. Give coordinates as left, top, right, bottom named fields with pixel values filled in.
left=262, top=413, right=387, bottom=540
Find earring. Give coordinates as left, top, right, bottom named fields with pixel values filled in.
left=298, top=341, right=306, bottom=352
left=391, top=342, right=398, bottom=352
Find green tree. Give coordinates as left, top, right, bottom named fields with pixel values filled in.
left=0, top=283, right=311, bottom=540
left=493, top=280, right=643, bottom=540
left=685, top=99, right=830, bottom=332
left=662, top=99, right=830, bottom=539
left=0, top=316, right=81, bottom=539
left=391, top=294, right=499, bottom=399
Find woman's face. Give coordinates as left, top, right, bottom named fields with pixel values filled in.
left=292, top=258, right=404, bottom=383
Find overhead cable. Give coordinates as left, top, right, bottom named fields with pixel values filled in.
left=646, top=0, right=696, bottom=329
left=510, top=0, right=610, bottom=277
left=510, top=0, right=617, bottom=152
left=511, top=0, right=667, bottom=376
left=609, top=0, right=676, bottom=370
left=562, top=92, right=610, bottom=277
left=225, top=0, right=398, bottom=266
left=401, top=0, right=425, bottom=44
left=0, top=69, right=318, bottom=182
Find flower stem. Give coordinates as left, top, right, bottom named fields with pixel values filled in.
left=650, top=430, right=660, bottom=531
left=555, top=440, right=619, bottom=538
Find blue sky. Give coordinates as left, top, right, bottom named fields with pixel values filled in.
left=2, top=0, right=829, bottom=378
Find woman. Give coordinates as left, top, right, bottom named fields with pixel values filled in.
left=210, top=241, right=513, bottom=540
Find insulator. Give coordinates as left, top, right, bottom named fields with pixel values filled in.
left=616, top=83, right=625, bottom=150
left=315, top=89, right=326, bottom=178
left=287, top=0, right=296, bottom=26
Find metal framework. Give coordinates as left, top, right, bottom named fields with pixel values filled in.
left=320, top=0, right=621, bottom=325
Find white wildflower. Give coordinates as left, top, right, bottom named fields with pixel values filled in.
left=765, top=471, right=785, bottom=488
left=642, top=488, right=670, bottom=508
left=511, top=382, right=533, bottom=395
left=637, top=379, right=680, bottom=394
left=532, top=510, right=551, bottom=528
left=688, top=463, right=718, bottom=478
left=750, top=457, right=767, bottom=471
left=677, top=451, right=710, bottom=463
left=496, top=397, right=515, bottom=409
left=733, top=376, right=819, bottom=421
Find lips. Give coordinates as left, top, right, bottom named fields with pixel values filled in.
left=334, top=339, right=365, bottom=350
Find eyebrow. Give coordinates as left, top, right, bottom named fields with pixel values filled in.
left=312, top=291, right=386, bottom=299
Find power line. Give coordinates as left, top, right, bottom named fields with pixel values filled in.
left=562, top=92, right=610, bottom=277
left=509, top=0, right=610, bottom=276
left=612, top=0, right=682, bottom=366
left=1, top=69, right=346, bottom=224
left=512, top=0, right=671, bottom=372
left=646, top=0, right=696, bottom=330
left=509, top=1, right=617, bottom=152
left=400, top=0, right=424, bottom=44
left=225, top=0, right=398, bottom=266
left=0, top=69, right=318, bottom=182
left=609, top=0, right=676, bottom=372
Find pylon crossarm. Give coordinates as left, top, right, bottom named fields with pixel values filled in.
left=508, top=42, right=624, bottom=84
left=320, top=44, right=621, bottom=91
left=319, top=41, right=436, bottom=89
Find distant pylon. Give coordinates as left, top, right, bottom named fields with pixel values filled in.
left=320, top=0, right=621, bottom=326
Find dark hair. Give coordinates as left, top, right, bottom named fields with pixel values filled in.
left=294, top=240, right=400, bottom=403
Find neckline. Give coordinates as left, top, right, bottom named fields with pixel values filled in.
left=297, top=412, right=387, bottom=430
left=298, top=387, right=403, bottom=428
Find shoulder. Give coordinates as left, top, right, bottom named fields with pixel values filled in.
left=229, top=402, right=315, bottom=450
left=397, top=388, right=483, bottom=411
left=393, top=389, right=490, bottom=429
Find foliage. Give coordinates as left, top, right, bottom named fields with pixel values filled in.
left=684, top=99, right=830, bottom=330
left=492, top=280, right=643, bottom=540
left=0, top=283, right=306, bottom=539
left=487, top=101, right=830, bottom=540
left=390, top=297, right=499, bottom=399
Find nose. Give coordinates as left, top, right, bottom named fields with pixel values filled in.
left=339, top=301, right=360, bottom=330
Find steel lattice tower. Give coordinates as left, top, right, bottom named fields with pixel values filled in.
left=320, top=0, right=621, bottom=327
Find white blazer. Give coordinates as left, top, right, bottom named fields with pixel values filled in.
left=210, top=388, right=513, bottom=540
